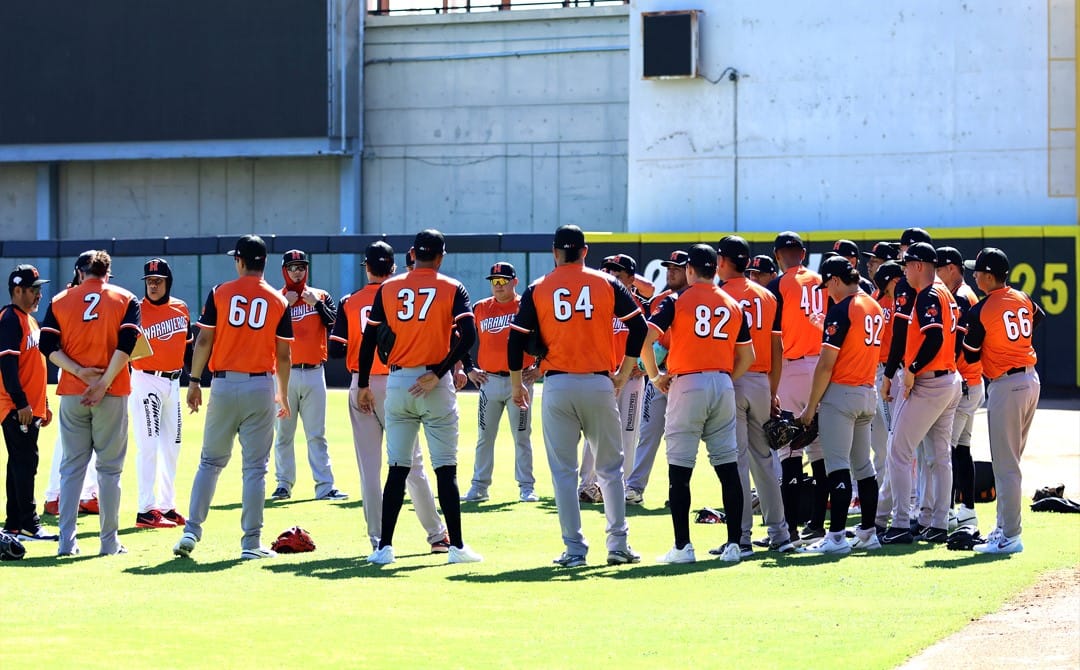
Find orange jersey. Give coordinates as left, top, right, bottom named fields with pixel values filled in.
left=648, top=283, right=753, bottom=376
left=768, top=266, right=825, bottom=359
left=952, top=282, right=984, bottom=384
left=0, top=305, right=47, bottom=417
left=284, top=286, right=333, bottom=365
left=647, top=289, right=674, bottom=351
left=609, top=291, right=645, bottom=372
left=720, top=277, right=779, bottom=374
left=40, top=277, right=140, bottom=396
left=904, top=283, right=958, bottom=374
left=962, top=286, right=1040, bottom=379
left=367, top=268, right=472, bottom=368
left=474, top=295, right=520, bottom=373
left=132, top=298, right=191, bottom=372
left=197, top=275, right=292, bottom=374
left=821, top=292, right=885, bottom=386
left=875, top=293, right=895, bottom=364
left=511, top=264, right=641, bottom=374
left=330, top=283, right=388, bottom=375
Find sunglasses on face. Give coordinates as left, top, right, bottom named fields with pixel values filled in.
left=490, top=278, right=510, bottom=287
left=286, top=264, right=307, bottom=273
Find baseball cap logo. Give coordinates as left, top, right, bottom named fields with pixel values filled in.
left=147, top=260, right=159, bottom=273
left=833, top=241, right=842, bottom=251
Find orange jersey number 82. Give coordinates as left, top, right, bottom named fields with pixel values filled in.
left=694, top=305, right=732, bottom=339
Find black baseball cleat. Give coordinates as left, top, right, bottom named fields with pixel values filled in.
left=270, top=487, right=290, bottom=501
left=880, top=527, right=914, bottom=545
left=916, top=526, right=949, bottom=543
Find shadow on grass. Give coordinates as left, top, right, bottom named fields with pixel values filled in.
left=262, top=555, right=444, bottom=580
left=3, top=553, right=98, bottom=567
left=444, top=558, right=739, bottom=584
left=123, top=557, right=242, bottom=575
left=922, top=553, right=1015, bottom=568
left=459, top=501, right=521, bottom=514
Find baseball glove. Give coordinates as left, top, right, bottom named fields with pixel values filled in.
left=270, top=526, right=316, bottom=554
left=789, top=414, right=819, bottom=451
left=0, top=532, right=26, bottom=561
left=694, top=507, right=726, bottom=524
left=763, top=411, right=801, bottom=451
left=946, top=525, right=983, bottom=551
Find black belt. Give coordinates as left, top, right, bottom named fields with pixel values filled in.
left=291, top=363, right=322, bottom=370
left=676, top=370, right=729, bottom=378
left=545, top=370, right=609, bottom=377
left=785, top=356, right=805, bottom=362
left=919, top=369, right=952, bottom=378
left=488, top=371, right=511, bottom=377
left=212, top=371, right=268, bottom=378
left=142, top=369, right=182, bottom=380
left=389, top=364, right=438, bottom=373
left=1005, top=366, right=1028, bottom=376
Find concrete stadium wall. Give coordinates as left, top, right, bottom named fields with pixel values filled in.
left=628, top=0, right=1078, bottom=232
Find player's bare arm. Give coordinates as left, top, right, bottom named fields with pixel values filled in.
left=800, top=346, right=838, bottom=424
left=275, top=338, right=291, bottom=418
left=186, top=326, right=215, bottom=413
left=731, top=341, right=756, bottom=381
left=81, top=349, right=131, bottom=407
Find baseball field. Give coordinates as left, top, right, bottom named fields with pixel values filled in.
left=1, top=387, right=1077, bottom=669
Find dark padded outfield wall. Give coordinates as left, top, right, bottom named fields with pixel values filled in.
left=0, top=0, right=327, bottom=144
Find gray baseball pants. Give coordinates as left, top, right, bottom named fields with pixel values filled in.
left=986, top=368, right=1039, bottom=538
left=470, top=375, right=535, bottom=494
left=542, top=373, right=629, bottom=557
left=273, top=366, right=336, bottom=498
left=626, top=379, right=667, bottom=494
left=184, top=373, right=276, bottom=551
left=665, top=371, right=738, bottom=468
left=384, top=366, right=459, bottom=469
left=777, top=355, right=824, bottom=461
left=57, top=395, right=127, bottom=555
left=875, top=368, right=905, bottom=528
left=819, top=383, right=877, bottom=480
left=734, top=371, right=789, bottom=545
left=349, top=373, right=446, bottom=547
left=579, top=375, right=644, bottom=491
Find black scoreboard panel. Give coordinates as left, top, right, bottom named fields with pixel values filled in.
left=0, top=0, right=327, bottom=144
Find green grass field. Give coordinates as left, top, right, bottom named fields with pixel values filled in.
left=1, top=387, right=1076, bottom=669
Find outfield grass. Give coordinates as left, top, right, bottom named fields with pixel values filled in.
left=1, top=387, right=1077, bottom=670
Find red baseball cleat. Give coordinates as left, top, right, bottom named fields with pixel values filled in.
left=161, top=509, right=186, bottom=525
left=43, top=499, right=59, bottom=516
left=135, top=510, right=177, bottom=529
left=79, top=497, right=100, bottom=514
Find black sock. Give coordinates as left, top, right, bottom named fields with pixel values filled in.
left=827, top=469, right=852, bottom=533
left=668, top=465, right=694, bottom=549
left=378, top=466, right=409, bottom=549
left=810, top=459, right=828, bottom=529
left=714, top=463, right=744, bottom=545
left=780, top=456, right=803, bottom=537
left=857, top=476, right=879, bottom=529
left=434, top=465, right=463, bottom=548
left=952, top=445, right=975, bottom=508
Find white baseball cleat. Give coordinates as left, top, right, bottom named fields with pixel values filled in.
left=974, top=529, right=1023, bottom=554
left=240, top=547, right=276, bottom=560
left=801, top=535, right=852, bottom=555
left=173, top=532, right=197, bottom=558
left=955, top=506, right=978, bottom=527
left=448, top=544, right=483, bottom=564
left=715, top=542, right=742, bottom=563
left=367, top=545, right=395, bottom=565
left=657, top=544, right=696, bottom=564
left=849, top=526, right=882, bottom=551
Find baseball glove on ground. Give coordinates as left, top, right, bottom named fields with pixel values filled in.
left=694, top=508, right=726, bottom=524
left=270, top=526, right=316, bottom=553
left=946, top=525, right=983, bottom=551
left=789, top=414, right=819, bottom=451
left=0, top=533, right=26, bottom=560
left=763, top=411, right=801, bottom=451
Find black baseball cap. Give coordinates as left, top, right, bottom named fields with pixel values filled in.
left=142, top=258, right=172, bottom=279
left=553, top=224, right=586, bottom=250
left=487, top=262, right=516, bottom=280
left=661, top=250, right=689, bottom=268
left=833, top=239, right=860, bottom=258
left=963, top=247, right=1010, bottom=276
left=874, top=261, right=904, bottom=292
left=900, top=242, right=937, bottom=265
left=363, top=241, right=394, bottom=268
left=413, top=229, right=446, bottom=261
left=774, top=231, right=804, bottom=250
left=748, top=255, right=777, bottom=273
left=281, top=249, right=309, bottom=267
left=717, top=235, right=750, bottom=262
left=9, top=265, right=48, bottom=290
left=934, top=246, right=964, bottom=269
left=602, top=254, right=637, bottom=274
left=899, top=227, right=932, bottom=246
left=405, top=249, right=415, bottom=268
left=687, top=244, right=717, bottom=270
left=75, top=250, right=95, bottom=273
left=227, top=234, right=267, bottom=262
left=863, top=241, right=900, bottom=261
left=818, top=256, right=854, bottom=287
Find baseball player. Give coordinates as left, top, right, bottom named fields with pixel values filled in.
left=507, top=224, right=646, bottom=568
left=869, top=262, right=904, bottom=486
left=354, top=229, right=482, bottom=565
left=128, top=258, right=192, bottom=529
left=0, top=265, right=58, bottom=542
left=962, top=248, right=1043, bottom=554
left=271, top=250, right=347, bottom=502
left=578, top=254, right=648, bottom=502
left=797, top=256, right=885, bottom=554
left=715, top=236, right=794, bottom=555
left=880, top=242, right=961, bottom=544
left=173, top=234, right=293, bottom=560
left=832, top=240, right=877, bottom=296
left=862, top=242, right=901, bottom=285
left=640, top=243, right=754, bottom=564
left=461, top=262, right=539, bottom=504
left=40, top=250, right=141, bottom=557
left=934, top=247, right=982, bottom=528
left=626, top=250, right=689, bottom=506
left=746, top=254, right=778, bottom=287
left=329, top=241, right=450, bottom=553
left=767, top=231, right=829, bottom=544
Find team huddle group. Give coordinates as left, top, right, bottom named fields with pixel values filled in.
left=0, top=223, right=1041, bottom=566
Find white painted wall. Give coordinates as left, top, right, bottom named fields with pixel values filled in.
left=628, top=0, right=1077, bottom=232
